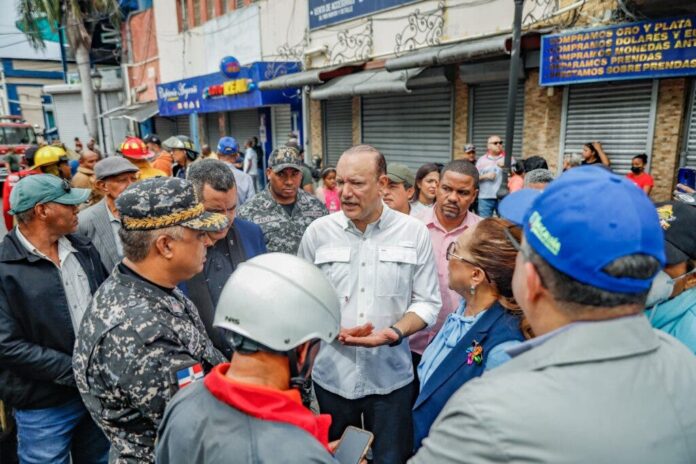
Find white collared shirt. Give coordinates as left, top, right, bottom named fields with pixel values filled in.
left=298, top=206, right=441, bottom=399
left=15, top=228, right=93, bottom=332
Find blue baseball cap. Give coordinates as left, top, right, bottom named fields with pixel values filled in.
left=499, top=166, right=665, bottom=293
left=217, top=136, right=239, bottom=155
left=9, top=174, right=90, bottom=215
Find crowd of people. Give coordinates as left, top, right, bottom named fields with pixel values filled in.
left=0, top=130, right=695, bottom=464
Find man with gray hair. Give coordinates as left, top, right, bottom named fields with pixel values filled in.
left=563, top=153, right=584, bottom=171
left=524, top=168, right=555, bottom=190
left=73, top=177, right=229, bottom=463
left=183, top=159, right=266, bottom=357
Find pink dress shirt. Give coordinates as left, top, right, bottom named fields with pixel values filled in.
left=409, top=207, right=482, bottom=354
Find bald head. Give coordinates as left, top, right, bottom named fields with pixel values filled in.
left=341, top=145, right=386, bottom=179
left=487, top=135, right=503, bottom=155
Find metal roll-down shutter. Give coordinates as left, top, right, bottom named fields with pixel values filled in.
left=272, top=105, right=293, bottom=151
left=470, top=81, right=525, bottom=159
left=561, top=80, right=656, bottom=174
left=323, top=98, right=353, bottom=167
left=227, top=109, right=260, bottom=147
left=361, top=86, right=453, bottom=172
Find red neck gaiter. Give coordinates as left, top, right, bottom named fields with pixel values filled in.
left=204, top=363, right=332, bottom=450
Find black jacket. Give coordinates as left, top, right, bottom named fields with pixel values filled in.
left=0, top=229, right=108, bottom=409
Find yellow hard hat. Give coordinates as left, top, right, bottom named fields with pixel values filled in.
left=31, top=145, right=68, bottom=170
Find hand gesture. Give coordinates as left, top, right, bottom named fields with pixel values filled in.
left=338, top=323, right=400, bottom=347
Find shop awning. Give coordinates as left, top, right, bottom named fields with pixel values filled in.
left=258, top=64, right=363, bottom=90
left=385, top=32, right=543, bottom=72
left=100, top=101, right=158, bottom=123
left=310, top=67, right=450, bottom=100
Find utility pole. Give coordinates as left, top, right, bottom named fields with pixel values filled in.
left=58, top=7, right=68, bottom=83
left=498, top=0, right=524, bottom=200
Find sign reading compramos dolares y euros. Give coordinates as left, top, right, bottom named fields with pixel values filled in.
left=540, top=16, right=696, bottom=86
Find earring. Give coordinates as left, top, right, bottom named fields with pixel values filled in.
left=470, top=285, right=476, bottom=296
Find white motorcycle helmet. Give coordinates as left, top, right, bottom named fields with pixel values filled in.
left=214, top=253, right=340, bottom=353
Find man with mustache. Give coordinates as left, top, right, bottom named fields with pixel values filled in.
left=409, top=160, right=481, bottom=389
left=238, top=146, right=327, bottom=254
left=298, top=145, right=441, bottom=463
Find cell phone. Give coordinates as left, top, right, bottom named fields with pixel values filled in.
left=333, top=426, right=374, bottom=464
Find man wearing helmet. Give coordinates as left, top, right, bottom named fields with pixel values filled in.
left=31, top=144, right=73, bottom=179
left=144, top=134, right=174, bottom=176
left=163, top=135, right=199, bottom=179
left=119, top=136, right=166, bottom=179
left=156, top=253, right=340, bottom=464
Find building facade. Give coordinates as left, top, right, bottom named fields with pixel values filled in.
left=255, top=0, right=696, bottom=201
left=151, top=0, right=306, bottom=160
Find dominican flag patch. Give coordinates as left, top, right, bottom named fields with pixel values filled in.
left=176, top=363, right=204, bottom=389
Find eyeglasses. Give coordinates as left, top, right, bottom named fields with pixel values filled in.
left=446, top=241, right=491, bottom=282
left=490, top=141, right=503, bottom=145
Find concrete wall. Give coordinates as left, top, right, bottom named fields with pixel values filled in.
left=309, top=98, right=322, bottom=157
left=154, top=1, right=262, bottom=83
left=155, top=0, right=306, bottom=84
left=521, top=69, right=563, bottom=173
left=127, top=8, right=160, bottom=103
left=452, top=78, right=469, bottom=160
left=650, top=78, right=688, bottom=201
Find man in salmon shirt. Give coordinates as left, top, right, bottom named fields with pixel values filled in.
left=156, top=253, right=342, bottom=463
left=410, top=160, right=481, bottom=392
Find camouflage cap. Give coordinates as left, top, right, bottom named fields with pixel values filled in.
left=116, top=177, right=229, bottom=232
left=268, top=146, right=303, bottom=173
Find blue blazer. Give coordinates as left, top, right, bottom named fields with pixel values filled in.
left=235, top=218, right=266, bottom=258
left=412, top=303, right=525, bottom=450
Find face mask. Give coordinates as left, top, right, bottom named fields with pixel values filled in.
left=631, top=166, right=642, bottom=174
left=645, top=267, right=696, bottom=309
left=645, top=270, right=674, bottom=308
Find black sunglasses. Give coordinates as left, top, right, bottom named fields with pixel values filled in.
left=491, top=141, right=503, bottom=145
left=446, top=241, right=491, bottom=283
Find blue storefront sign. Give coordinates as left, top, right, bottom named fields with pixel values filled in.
left=309, top=0, right=418, bottom=30
left=540, top=16, right=696, bottom=86
left=156, top=61, right=300, bottom=117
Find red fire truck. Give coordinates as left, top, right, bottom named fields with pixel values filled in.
left=0, top=116, right=38, bottom=183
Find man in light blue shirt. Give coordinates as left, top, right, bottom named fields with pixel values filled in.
left=299, top=144, right=440, bottom=464
left=216, top=136, right=255, bottom=206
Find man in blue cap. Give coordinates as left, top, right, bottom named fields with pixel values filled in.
left=0, top=174, right=109, bottom=463
left=216, top=136, right=255, bottom=206
left=410, top=166, right=696, bottom=463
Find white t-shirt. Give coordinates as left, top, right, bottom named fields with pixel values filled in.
left=243, top=147, right=258, bottom=175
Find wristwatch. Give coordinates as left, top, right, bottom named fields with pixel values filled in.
left=388, top=325, right=404, bottom=347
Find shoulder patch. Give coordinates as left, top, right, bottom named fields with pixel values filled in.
left=174, top=362, right=204, bottom=389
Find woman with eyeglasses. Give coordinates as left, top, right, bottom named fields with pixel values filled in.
left=412, top=218, right=534, bottom=451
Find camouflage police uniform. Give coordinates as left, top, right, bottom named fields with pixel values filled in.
left=73, top=177, right=229, bottom=464
left=237, top=146, right=327, bottom=254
